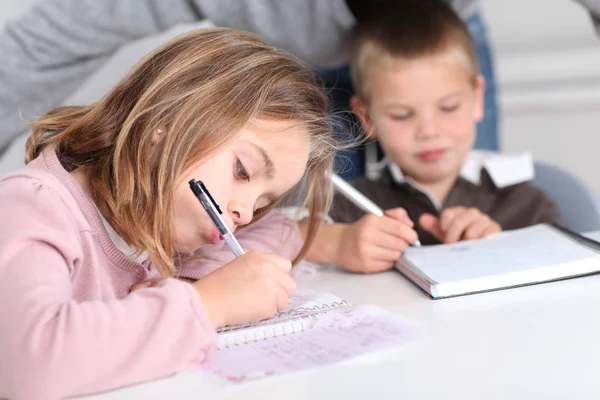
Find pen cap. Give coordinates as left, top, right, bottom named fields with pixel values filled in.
left=189, top=179, right=222, bottom=214
left=189, top=179, right=202, bottom=197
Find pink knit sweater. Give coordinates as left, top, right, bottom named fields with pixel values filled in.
left=0, top=146, right=304, bottom=399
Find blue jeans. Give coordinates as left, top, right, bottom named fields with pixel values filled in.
left=318, top=11, right=499, bottom=181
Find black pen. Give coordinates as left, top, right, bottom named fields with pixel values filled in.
left=189, top=179, right=245, bottom=257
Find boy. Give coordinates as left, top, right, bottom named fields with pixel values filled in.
left=304, top=0, right=565, bottom=273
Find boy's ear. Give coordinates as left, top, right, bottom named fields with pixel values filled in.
left=474, top=75, right=485, bottom=123
left=350, top=96, right=378, bottom=139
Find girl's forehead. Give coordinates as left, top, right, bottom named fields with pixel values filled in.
left=241, top=120, right=310, bottom=154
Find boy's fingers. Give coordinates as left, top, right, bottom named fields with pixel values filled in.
left=367, top=261, right=396, bottom=273
left=484, top=222, right=502, bottom=236
left=444, top=209, right=480, bottom=243
left=419, top=213, right=444, bottom=241
left=366, top=231, right=406, bottom=251
left=355, top=258, right=396, bottom=274
left=370, top=247, right=404, bottom=263
left=383, top=208, right=414, bottom=226
left=369, top=233, right=410, bottom=254
left=440, top=207, right=465, bottom=232
left=377, top=216, right=419, bottom=244
left=463, top=218, right=491, bottom=240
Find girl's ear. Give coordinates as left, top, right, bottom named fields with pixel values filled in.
left=350, top=96, right=378, bottom=139
left=151, top=128, right=165, bottom=145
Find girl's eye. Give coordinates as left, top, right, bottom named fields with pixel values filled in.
left=235, top=159, right=250, bottom=181
left=441, top=103, right=460, bottom=113
left=390, top=113, right=412, bottom=121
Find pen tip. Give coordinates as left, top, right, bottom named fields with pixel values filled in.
left=414, top=240, right=422, bottom=247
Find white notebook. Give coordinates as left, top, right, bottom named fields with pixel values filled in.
left=215, top=290, right=351, bottom=349
left=202, top=290, right=415, bottom=382
left=396, top=224, right=600, bottom=299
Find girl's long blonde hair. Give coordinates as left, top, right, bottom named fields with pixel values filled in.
left=26, top=28, right=337, bottom=277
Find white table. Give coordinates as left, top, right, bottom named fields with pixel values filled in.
left=84, top=233, right=600, bottom=400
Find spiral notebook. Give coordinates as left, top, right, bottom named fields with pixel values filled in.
left=215, top=290, right=350, bottom=349
left=201, top=289, right=415, bottom=382
left=396, top=224, right=600, bottom=299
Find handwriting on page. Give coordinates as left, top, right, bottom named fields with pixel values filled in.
left=201, top=306, right=415, bottom=382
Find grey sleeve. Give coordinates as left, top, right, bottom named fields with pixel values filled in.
left=572, top=0, right=600, bottom=36
left=0, top=0, right=201, bottom=152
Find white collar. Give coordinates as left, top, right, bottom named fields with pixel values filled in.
left=376, top=150, right=535, bottom=188
left=95, top=208, right=149, bottom=264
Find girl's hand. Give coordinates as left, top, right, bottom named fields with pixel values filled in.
left=130, top=278, right=165, bottom=292
left=338, top=208, right=418, bottom=273
left=192, top=252, right=296, bottom=327
left=419, top=207, right=501, bottom=244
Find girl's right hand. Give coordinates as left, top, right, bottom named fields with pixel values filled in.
left=192, top=252, right=296, bottom=328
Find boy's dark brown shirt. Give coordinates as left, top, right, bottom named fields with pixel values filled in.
left=330, top=168, right=567, bottom=246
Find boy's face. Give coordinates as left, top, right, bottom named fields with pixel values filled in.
left=354, top=52, right=484, bottom=185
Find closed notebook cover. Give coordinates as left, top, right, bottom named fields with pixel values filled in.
left=395, top=224, right=600, bottom=299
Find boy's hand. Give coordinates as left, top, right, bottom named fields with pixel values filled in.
left=419, top=207, right=501, bottom=244
left=339, top=208, right=418, bottom=273
left=192, top=252, right=296, bottom=328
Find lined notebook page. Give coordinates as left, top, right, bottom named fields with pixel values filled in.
left=402, top=225, right=599, bottom=283
left=203, top=305, right=415, bottom=382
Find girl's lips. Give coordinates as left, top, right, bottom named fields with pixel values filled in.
left=417, top=149, right=446, bottom=162
left=209, top=225, right=220, bottom=245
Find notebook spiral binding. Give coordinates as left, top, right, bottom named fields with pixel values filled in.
left=217, top=300, right=351, bottom=349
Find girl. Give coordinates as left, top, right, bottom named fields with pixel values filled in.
left=0, top=28, right=336, bottom=399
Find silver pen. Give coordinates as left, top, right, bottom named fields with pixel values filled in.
left=331, top=174, right=421, bottom=247
left=189, top=179, right=245, bottom=257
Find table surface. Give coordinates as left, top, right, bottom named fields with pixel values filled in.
left=83, top=232, right=600, bottom=400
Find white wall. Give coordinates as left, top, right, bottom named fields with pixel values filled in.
left=481, top=0, right=600, bottom=197
left=483, top=0, right=599, bottom=53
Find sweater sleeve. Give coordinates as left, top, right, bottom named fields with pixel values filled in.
left=0, top=0, right=200, bottom=151
left=0, top=177, right=216, bottom=399
left=178, top=209, right=304, bottom=279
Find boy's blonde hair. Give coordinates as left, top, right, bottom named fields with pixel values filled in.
left=26, top=28, right=337, bottom=277
left=349, top=0, right=479, bottom=102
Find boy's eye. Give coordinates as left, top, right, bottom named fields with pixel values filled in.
left=235, top=159, right=250, bottom=181
left=441, top=103, right=460, bottom=113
